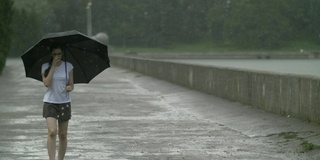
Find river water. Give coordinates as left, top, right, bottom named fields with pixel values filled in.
left=162, top=59, right=320, bottom=78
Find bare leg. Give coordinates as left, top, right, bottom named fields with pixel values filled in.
left=46, top=117, right=57, bottom=160
left=58, top=120, right=69, bottom=160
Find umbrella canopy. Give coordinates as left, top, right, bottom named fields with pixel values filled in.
left=21, top=30, right=110, bottom=84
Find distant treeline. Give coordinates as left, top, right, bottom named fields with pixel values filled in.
left=9, top=0, right=320, bottom=57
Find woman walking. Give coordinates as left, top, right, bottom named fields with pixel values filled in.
left=41, top=45, right=74, bottom=160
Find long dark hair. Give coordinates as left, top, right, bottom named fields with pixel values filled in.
left=44, top=44, right=63, bottom=77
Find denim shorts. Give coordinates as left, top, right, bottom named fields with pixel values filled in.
left=43, top=102, right=71, bottom=121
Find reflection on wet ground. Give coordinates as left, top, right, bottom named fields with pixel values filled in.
left=1, top=59, right=320, bottom=159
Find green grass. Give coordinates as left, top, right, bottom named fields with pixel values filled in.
left=279, top=40, right=320, bottom=52
left=113, top=40, right=320, bottom=54
left=279, top=132, right=298, bottom=139
left=301, top=140, right=318, bottom=152
left=113, top=42, right=241, bottom=54
left=275, top=132, right=319, bottom=152
left=168, top=42, right=238, bottom=52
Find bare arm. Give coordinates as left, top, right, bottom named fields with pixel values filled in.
left=42, top=56, right=60, bottom=87
left=42, top=66, right=55, bottom=87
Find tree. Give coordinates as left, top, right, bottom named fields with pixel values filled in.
left=10, top=9, right=42, bottom=57
left=285, top=0, right=320, bottom=43
left=207, top=0, right=292, bottom=49
left=206, top=0, right=228, bottom=43
left=48, top=0, right=86, bottom=33
left=8, top=0, right=320, bottom=52
left=0, top=0, right=14, bottom=74
left=179, top=0, right=214, bottom=43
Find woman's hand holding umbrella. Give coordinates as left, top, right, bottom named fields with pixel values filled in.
left=65, top=85, right=73, bottom=92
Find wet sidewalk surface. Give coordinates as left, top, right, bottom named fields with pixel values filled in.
left=1, top=59, right=320, bottom=160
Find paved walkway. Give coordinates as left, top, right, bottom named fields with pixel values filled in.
left=1, top=59, right=320, bottom=160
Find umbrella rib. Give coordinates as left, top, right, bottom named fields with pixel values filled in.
left=66, top=47, right=90, bottom=83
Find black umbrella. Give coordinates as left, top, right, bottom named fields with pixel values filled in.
left=21, top=30, right=110, bottom=84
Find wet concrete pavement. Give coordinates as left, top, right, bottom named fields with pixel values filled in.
left=1, top=59, right=320, bottom=160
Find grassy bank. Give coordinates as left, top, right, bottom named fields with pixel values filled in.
left=113, top=41, right=320, bottom=54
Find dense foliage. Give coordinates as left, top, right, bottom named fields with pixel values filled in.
left=0, top=0, right=13, bottom=74
left=9, top=0, right=320, bottom=57
left=10, top=9, right=42, bottom=57
left=91, top=0, right=320, bottom=49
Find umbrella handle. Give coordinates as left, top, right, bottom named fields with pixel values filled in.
left=64, top=51, right=69, bottom=99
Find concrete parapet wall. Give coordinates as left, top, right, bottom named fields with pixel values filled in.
left=110, top=55, right=320, bottom=123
